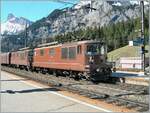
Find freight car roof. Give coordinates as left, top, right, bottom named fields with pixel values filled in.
left=37, top=41, right=58, bottom=48
left=19, top=47, right=30, bottom=51
left=77, top=40, right=102, bottom=44
left=35, top=40, right=103, bottom=50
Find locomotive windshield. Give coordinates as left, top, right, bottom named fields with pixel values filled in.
left=87, top=43, right=105, bottom=55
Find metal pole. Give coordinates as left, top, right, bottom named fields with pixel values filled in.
left=25, top=22, right=27, bottom=47
left=8, top=36, right=9, bottom=52
left=140, top=1, right=145, bottom=73
left=149, top=0, right=150, bottom=76
left=91, top=0, right=93, bottom=12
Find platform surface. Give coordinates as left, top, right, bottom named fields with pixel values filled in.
left=1, top=71, right=111, bottom=112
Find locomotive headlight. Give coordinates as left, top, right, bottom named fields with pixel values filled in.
left=89, top=56, right=94, bottom=63
left=85, top=65, right=90, bottom=69
left=96, top=68, right=100, bottom=72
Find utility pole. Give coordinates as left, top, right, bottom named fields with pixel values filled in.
left=90, top=0, right=93, bottom=12
left=25, top=22, right=27, bottom=47
left=140, top=1, right=145, bottom=73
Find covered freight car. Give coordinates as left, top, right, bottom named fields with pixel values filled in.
left=1, top=52, right=11, bottom=66
left=10, top=50, right=29, bottom=69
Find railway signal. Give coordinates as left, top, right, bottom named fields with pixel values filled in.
left=141, top=45, right=148, bottom=54
left=24, top=22, right=28, bottom=47
left=140, top=1, right=146, bottom=73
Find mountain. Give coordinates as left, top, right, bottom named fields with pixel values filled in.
left=25, top=0, right=149, bottom=39
left=1, top=13, right=33, bottom=35
left=109, top=0, right=149, bottom=6
left=74, top=0, right=91, bottom=9
left=1, top=0, right=149, bottom=52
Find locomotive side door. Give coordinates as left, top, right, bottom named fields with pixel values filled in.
left=8, top=52, right=11, bottom=65
left=27, top=49, right=34, bottom=69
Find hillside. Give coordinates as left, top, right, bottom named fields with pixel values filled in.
left=108, top=45, right=149, bottom=62
left=1, top=0, right=149, bottom=52
left=26, top=0, right=149, bottom=38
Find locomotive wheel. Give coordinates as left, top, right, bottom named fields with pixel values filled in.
left=53, top=70, right=60, bottom=77
left=74, top=76, right=80, bottom=81
left=108, top=77, right=118, bottom=84
left=85, top=76, right=90, bottom=81
left=90, top=78, right=99, bottom=84
left=72, top=72, right=80, bottom=81
left=119, top=77, right=125, bottom=83
left=53, top=70, right=58, bottom=77
left=25, top=68, right=28, bottom=71
left=41, top=71, right=46, bottom=74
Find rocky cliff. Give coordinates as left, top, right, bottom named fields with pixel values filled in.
left=26, top=0, right=149, bottom=39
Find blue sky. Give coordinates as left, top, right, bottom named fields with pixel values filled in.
left=1, top=0, right=78, bottom=23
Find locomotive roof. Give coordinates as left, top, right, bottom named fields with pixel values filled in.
left=76, top=40, right=102, bottom=44
left=37, top=41, right=58, bottom=48
left=35, top=40, right=103, bottom=50
left=11, top=49, right=30, bottom=53
left=19, top=47, right=30, bottom=51
left=3, top=40, right=104, bottom=53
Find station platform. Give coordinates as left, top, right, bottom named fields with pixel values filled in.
left=112, top=71, right=149, bottom=86
left=1, top=71, right=114, bottom=112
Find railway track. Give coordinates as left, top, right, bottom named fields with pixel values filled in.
left=1, top=66, right=149, bottom=112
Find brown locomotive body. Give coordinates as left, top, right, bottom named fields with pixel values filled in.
left=10, top=50, right=29, bottom=69
left=1, top=40, right=112, bottom=81
left=1, top=53, right=10, bottom=65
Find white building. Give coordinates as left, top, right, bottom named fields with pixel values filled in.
left=120, top=57, right=142, bottom=69
left=128, top=41, right=134, bottom=46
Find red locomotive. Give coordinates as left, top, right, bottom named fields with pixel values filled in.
left=1, top=40, right=112, bottom=81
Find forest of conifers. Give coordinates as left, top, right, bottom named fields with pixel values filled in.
left=1, top=13, right=149, bottom=52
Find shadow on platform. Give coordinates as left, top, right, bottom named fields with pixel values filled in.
left=0, top=79, right=30, bottom=82
left=112, top=72, right=138, bottom=77
left=0, top=87, right=60, bottom=94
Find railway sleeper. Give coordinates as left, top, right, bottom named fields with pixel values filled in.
left=125, top=104, right=139, bottom=109
left=136, top=106, right=149, bottom=112
left=85, top=93, right=94, bottom=97
left=115, top=98, right=149, bottom=111
left=105, top=98, right=117, bottom=103
left=41, top=68, right=48, bottom=74
left=115, top=101, right=127, bottom=106
left=80, top=93, right=91, bottom=97
left=90, top=94, right=109, bottom=99
left=2, top=66, right=149, bottom=112
left=78, top=91, right=87, bottom=95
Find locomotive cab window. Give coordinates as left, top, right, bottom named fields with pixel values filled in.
left=87, top=43, right=101, bottom=55
left=40, top=49, right=44, bottom=56
left=28, top=50, right=34, bottom=56
left=34, top=51, right=37, bottom=56
left=49, top=48, right=55, bottom=56
left=61, top=48, right=68, bottom=59
left=77, top=45, right=82, bottom=54
left=100, top=45, right=105, bottom=55
left=69, top=47, right=76, bottom=59
left=20, top=53, right=25, bottom=60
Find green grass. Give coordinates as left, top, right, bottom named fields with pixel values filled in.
left=108, top=45, right=149, bottom=62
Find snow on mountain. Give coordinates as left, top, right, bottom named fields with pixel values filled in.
left=21, top=0, right=148, bottom=39
left=74, top=0, right=91, bottom=9
left=129, top=0, right=139, bottom=5
left=74, top=0, right=149, bottom=8
left=111, top=0, right=149, bottom=6
left=1, top=13, right=33, bottom=35
left=112, top=2, right=122, bottom=6
left=130, top=0, right=149, bottom=5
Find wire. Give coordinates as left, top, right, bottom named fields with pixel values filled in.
left=51, top=0, right=76, bottom=5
